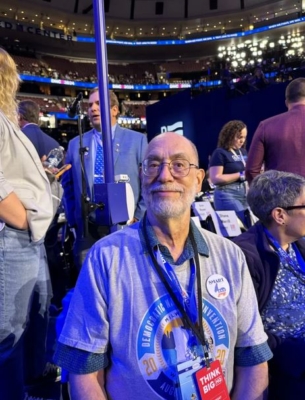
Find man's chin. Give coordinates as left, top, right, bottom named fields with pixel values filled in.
left=92, top=123, right=101, bottom=132
left=149, top=201, right=186, bottom=219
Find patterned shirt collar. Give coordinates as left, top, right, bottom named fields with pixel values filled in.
left=139, top=215, right=209, bottom=265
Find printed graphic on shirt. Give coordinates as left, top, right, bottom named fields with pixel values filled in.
left=231, top=153, right=247, bottom=163
left=137, top=294, right=230, bottom=399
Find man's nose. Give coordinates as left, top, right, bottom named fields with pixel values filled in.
left=157, top=163, right=174, bottom=181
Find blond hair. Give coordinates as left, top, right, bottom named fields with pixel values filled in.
left=0, top=48, right=20, bottom=126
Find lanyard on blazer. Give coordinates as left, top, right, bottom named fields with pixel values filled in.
left=142, top=213, right=211, bottom=367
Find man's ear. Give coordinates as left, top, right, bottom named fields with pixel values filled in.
left=111, top=105, right=119, bottom=118
left=196, top=169, right=205, bottom=192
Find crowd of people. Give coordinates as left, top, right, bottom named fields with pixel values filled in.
left=2, top=43, right=305, bottom=400
left=10, top=41, right=305, bottom=92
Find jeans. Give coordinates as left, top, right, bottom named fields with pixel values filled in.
left=213, top=182, right=248, bottom=226
left=0, top=225, right=52, bottom=400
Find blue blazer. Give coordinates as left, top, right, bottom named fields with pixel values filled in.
left=22, top=124, right=59, bottom=158
left=62, top=124, right=147, bottom=234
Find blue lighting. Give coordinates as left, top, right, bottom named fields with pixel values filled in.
left=76, top=17, right=305, bottom=46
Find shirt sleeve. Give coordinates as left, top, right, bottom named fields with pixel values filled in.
left=56, top=243, right=110, bottom=364
left=0, top=129, right=14, bottom=202
left=234, top=342, right=273, bottom=366
left=245, top=122, right=265, bottom=184
left=55, top=342, right=109, bottom=374
left=209, top=149, right=225, bottom=167
left=0, top=170, right=14, bottom=201
left=233, top=250, right=272, bottom=367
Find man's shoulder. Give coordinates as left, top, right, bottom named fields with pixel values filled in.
left=22, top=124, right=42, bottom=135
left=260, top=110, right=290, bottom=126
left=115, top=125, right=145, bottom=141
left=232, top=225, right=260, bottom=249
left=198, top=227, right=243, bottom=254
left=69, top=129, right=94, bottom=146
left=91, top=223, right=141, bottom=250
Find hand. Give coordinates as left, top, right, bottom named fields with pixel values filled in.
left=41, top=155, right=59, bottom=175
left=127, top=217, right=139, bottom=225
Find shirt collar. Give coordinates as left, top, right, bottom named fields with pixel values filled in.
left=94, top=124, right=116, bottom=140
left=139, top=215, right=209, bottom=265
left=22, top=123, right=38, bottom=129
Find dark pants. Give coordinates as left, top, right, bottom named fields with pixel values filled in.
left=73, top=223, right=110, bottom=272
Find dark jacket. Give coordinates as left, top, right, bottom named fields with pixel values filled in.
left=22, top=124, right=59, bottom=158
left=233, top=222, right=305, bottom=383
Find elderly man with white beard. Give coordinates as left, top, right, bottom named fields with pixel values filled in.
left=55, top=132, right=272, bottom=400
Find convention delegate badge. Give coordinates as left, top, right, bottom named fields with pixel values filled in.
left=206, top=274, right=230, bottom=300
left=195, top=360, right=230, bottom=400
left=177, top=356, right=205, bottom=400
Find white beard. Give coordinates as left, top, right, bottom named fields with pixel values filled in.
left=142, top=183, right=197, bottom=219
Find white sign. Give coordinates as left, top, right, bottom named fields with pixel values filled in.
left=192, top=201, right=214, bottom=221
left=215, top=211, right=241, bottom=237
left=192, top=202, right=241, bottom=237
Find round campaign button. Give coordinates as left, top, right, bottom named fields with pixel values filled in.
left=206, top=274, right=230, bottom=300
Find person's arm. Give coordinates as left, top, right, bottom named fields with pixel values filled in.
left=69, top=370, right=108, bottom=400
left=231, top=362, right=268, bottom=400
left=209, top=165, right=241, bottom=185
left=0, top=192, right=28, bottom=229
left=245, top=123, right=265, bottom=184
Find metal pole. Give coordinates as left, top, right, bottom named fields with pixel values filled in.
left=92, top=0, right=115, bottom=183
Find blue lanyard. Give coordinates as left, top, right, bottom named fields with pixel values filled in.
left=155, top=247, right=197, bottom=324
left=263, top=227, right=305, bottom=274
left=142, top=213, right=211, bottom=366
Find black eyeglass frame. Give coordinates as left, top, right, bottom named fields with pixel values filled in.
left=281, top=205, right=305, bottom=211
left=140, top=159, right=199, bottom=178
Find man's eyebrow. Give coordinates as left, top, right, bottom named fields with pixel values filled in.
left=171, top=153, right=188, bottom=159
left=146, top=153, right=188, bottom=160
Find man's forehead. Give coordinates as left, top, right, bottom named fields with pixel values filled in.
left=89, top=92, right=99, bottom=102
left=146, top=134, right=195, bottom=159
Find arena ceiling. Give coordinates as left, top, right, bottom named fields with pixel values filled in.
left=0, top=0, right=304, bottom=61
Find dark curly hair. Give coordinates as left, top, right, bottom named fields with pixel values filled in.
left=217, top=120, right=247, bottom=150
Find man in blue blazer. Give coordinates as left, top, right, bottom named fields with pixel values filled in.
left=18, top=99, right=60, bottom=158
left=62, top=89, right=148, bottom=270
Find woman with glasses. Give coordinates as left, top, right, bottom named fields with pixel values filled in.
left=233, top=170, right=305, bottom=400
left=209, top=120, right=248, bottom=225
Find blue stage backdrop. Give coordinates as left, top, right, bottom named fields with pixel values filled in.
left=146, top=81, right=289, bottom=170
left=146, top=89, right=196, bottom=142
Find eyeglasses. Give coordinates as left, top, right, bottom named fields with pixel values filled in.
left=141, top=158, right=199, bottom=178
left=281, top=205, right=305, bottom=211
